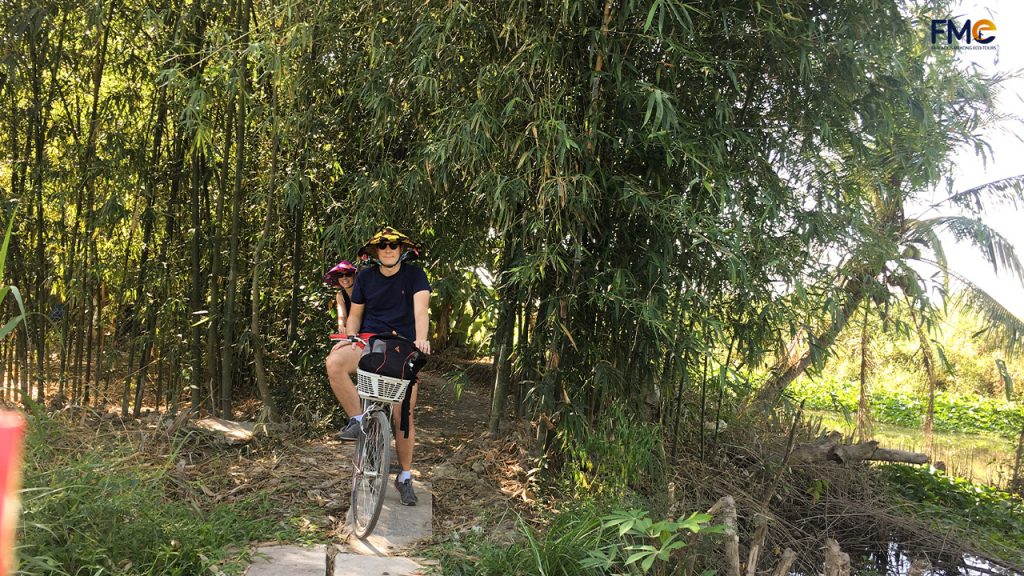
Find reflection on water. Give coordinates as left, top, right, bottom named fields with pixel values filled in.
left=850, top=539, right=1022, bottom=576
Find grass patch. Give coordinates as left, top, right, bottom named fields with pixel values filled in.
left=435, top=505, right=606, bottom=576
left=434, top=500, right=723, bottom=576
left=16, top=411, right=307, bottom=576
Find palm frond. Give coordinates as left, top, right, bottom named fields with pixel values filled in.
left=932, top=174, right=1024, bottom=213
left=905, top=218, right=949, bottom=286
left=911, top=216, right=1024, bottom=286
left=943, top=270, right=1024, bottom=354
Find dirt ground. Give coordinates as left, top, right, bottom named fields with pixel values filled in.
left=154, top=355, right=526, bottom=550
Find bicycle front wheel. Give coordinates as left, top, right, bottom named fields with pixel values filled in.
left=350, top=410, right=391, bottom=538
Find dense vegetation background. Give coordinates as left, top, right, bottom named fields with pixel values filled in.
left=3, top=0, right=1024, bottom=573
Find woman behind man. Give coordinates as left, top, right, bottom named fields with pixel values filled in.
left=323, top=259, right=357, bottom=333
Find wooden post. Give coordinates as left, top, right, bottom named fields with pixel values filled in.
left=707, top=496, right=741, bottom=576
left=824, top=539, right=850, bottom=576
left=770, top=548, right=797, bottom=576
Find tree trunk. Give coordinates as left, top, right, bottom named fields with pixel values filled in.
left=93, top=284, right=106, bottom=404
left=249, top=64, right=280, bottom=423
left=73, top=304, right=85, bottom=403
left=189, top=146, right=206, bottom=410
left=77, top=0, right=114, bottom=406
left=285, top=199, right=304, bottom=356
left=790, top=431, right=929, bottom=465
left=134, top=123, right=184, bottom=417
left=124, top=77, right=169, bottom=417
left=17, top=325, right=29, bottom=406
left=184, top=0, right=209, bottom=412
left=749, top=286, right=866, bottom=412
left=823, top=539, right=851, bottom=576
left=488, top=237, right=519, bottom=436
left=206, top=103, right=230, bottom=413
left=707, top=496, right=741, bottom=576
left=908, top=304, right=938, bottom=453
left=220, top=0, right=251, bottom=419
left=1011, top=425, right=1024, bottom=494
left=2, top=340, right=12, bottom=402
left=83, top=281, right=97, bottom=403
left=857, top=303, right=872, bottom=442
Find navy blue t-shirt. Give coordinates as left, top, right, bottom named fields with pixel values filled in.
left=351, top=264, right=431, bottom=340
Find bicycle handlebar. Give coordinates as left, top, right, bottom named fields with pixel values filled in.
left=330, top=333, right=367, bottom=346
left=330, top=332, right=429, bottom=356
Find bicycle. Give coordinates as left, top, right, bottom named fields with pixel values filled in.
left=331, top=333, right=419, bottom=539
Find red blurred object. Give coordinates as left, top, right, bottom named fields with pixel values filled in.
left=0, top=411, right=25, bottom=576
left=330, top=333, right=348, bottom=341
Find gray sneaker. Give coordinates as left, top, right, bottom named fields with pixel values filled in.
left=394, top=475, right=418, bottom=506
left=333, top=417, right=361, bottom=441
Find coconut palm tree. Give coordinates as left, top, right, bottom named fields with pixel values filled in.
left=751, top=174, right=1024, bottom=412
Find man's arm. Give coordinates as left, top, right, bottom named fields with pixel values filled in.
left=413, top=289, right=430, bottom=355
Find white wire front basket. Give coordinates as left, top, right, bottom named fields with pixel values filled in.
left=356, top=369, right=410, bottom=403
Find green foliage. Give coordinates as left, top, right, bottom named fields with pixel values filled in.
left=796, top=302, right=1024, bottom=399
left=879, top=464, right=1024, bottom=561
left=17, top=414, right=305, bottom=575
left=0, top=210, right=27, bottom=341
left=791, top=380, right=1024, bottom=439
left=582, top=509, right=722, bottom=575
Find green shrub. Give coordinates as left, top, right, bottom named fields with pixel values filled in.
left=436, top=503, right=722, bottom=576
left=556, top=406, right=667, bottom=509
left=583, top=509, right=723, bottom=575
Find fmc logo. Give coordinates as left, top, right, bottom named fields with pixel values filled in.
left=930, top=18, right=997, bottom=44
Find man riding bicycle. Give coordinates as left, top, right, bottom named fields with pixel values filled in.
left=325, top=226, right=431, bottom=506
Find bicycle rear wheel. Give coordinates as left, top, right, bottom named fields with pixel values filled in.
left=350, top=409, right=391, bottom=538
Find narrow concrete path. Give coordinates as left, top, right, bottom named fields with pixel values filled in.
left=244, top=482, right=433, bottom=575
left=245, top=545, right=327, bottom=576
left=345, top=481, right=433, bottom=555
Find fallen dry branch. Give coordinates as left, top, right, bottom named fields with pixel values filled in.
left=791, top=431, right=928, bottom=465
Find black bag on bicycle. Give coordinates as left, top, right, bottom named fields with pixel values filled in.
left=358, top=333, right=426, bottom=383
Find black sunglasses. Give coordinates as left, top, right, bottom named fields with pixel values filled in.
left=338, top=271, right=355, bottom=278
left=377, top=241, right=401, bottom=250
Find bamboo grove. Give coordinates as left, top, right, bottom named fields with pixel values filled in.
left=1, top=0, right=1017, bottom=482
